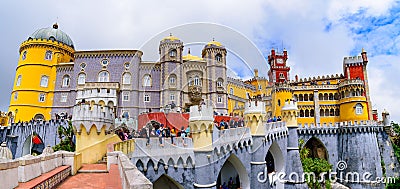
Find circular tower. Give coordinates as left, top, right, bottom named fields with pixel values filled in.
left=9, top=24, right=75, bottom=121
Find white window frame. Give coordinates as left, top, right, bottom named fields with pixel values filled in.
left=45, top=50, right=52, bottom=60
left=169, top=76, right=176, bottom=85
left=194, top=76, right=200, bottom=86
left=217, top=95, right=222, bottom=103
left=170, top=93, right=175, bottom=101
left=22, top=51, right=27, bottom=60
left=61, top=93, right=68, bottom=102
left=143, top=75, right=152, bottom=87
left=216, top=54, right=222, bottom=62
left=98, top=71, right=109, bottom=82
left=355, top=104, right=363, bottom=115
left=144, top=94, right=150, bottom=102
left=40, top=76, right=49, bottom=87
left=39, top=93, right=45, bottom=102
left=230, top=88, right=234, bottom=95
left=78, top=73, right=86, bottom=85
left=217, top=79, right=223, bottom=87
left=169, top=49, right=177, bottom=57
left=14, top=92, right=18, bottom=101
left=62, top=75, right=70, bottom=87
left=123, top=92, right=129, bottom=101
left=122, top=73, right=131, bottom=85
left=16, top=75, right=22, bottom=86
left=258, top=85, right=262, bottom=90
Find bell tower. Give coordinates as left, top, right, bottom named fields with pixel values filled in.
left=268, top=48, right=290, bottom=83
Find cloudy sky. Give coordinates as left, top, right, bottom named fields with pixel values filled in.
left=0, top=0, right=399, bottom=123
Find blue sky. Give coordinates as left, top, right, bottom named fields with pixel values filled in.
left=0, top=0, right=399, bottom=123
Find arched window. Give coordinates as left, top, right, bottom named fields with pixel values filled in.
left=329, top=93, right=333, bottom=100
left=334, top=93, right=339, bottom=100
left=304, top=94, right=309, bottom=101
left=194, top=76, right=200, bottom=86
left=278, top=99, right=281, bottom=106
left=341, top=91, right=345, bottom=99
left=45, top=50, right=52, bottom=60
left=300, top=110, right=304, bottom=117
left=309, top=94, right=314, bottom=101
left=143, top=75, right=152, bottom=86
left=39, top=93, right=45, bottom=102
left=320, top=109, right=324, bottom=117
left=230, top=88, right=234, bottom=95
left=122, top=73, right=131, bottom=84
left=355, top=103, right=363, bottom=115
left=14, top=92, right=18, bottom=100
left=324, top=93, right=328, bottom=100
left=299, top=94, right=303, bottom=101
left=325, top=109, right=329, bottom=117
left=294, top=94, right=298, bottom=101
left=62, top=75, right=70, bottom=87
left=16, top=75, right=22, bottom=86
left=78, top=73, right=86, bottom=85
left=310, top=109, right=315, bottom=117
left=170, top=93, right=175, bottom=102
left=169, top=74, right=176, bottom=85
left=169, top=49, right=177, bottom=57
left=217, top=95, right=222, bottom=103
left=22, top=51, right=27, bottom=60
left=215, top=54, right=222, bottom=62
left=335, top=109, right=340, bottom=116
left=330, top=109, right=334, bottom=116
left=217, top=78, right=223, bottom=87
left=319, top=93, right=323, bottom=101
left=98, top=71, right=109, bottom=82
left=40, top=76, right=49, bottom=87
left=305, top=109, right=310, bottom=117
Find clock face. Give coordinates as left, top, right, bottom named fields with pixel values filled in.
left=276, top=58, right=283, bottom=63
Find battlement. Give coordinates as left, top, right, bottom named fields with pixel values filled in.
left=343, top=55, right=363, bottom=64
left=20, top=38, right=75, bottom=54
left=243, top=101, right=266, bottom=114
left=189, top=105, right=213, bottom=121
left=227, top=77, right=256, bottom=91
left=264, top=121, right=288, bottom=141
left=298, top=120, right=379, bottom=128
left=281, top=100, right=297, bottom=111
left=72, top=104, right=115, bottom=133
left=1, top=119, right=68, bottom=129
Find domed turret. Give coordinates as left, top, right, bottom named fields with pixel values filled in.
left=29, top=23, right=74, bottom=48
left=204, top=39, right=224, bottom=49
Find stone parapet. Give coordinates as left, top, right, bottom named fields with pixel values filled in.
left=18, top=155, right=42, bottom=182
left=189, top=105, right=213, bottom=121
left=0, top=159, right=19, bottom=189
left=243, top=101, right=266, bottom=115
left=72, top=104, right=115, bottom=133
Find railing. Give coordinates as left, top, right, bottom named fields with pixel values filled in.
left=293, top=84, right=338, bottom=90
left=338, top=79, right=364, bottom=88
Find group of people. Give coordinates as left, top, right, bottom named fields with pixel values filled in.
left=116, top=128, right=133, bottom=141
left=215, top=118, right=245, bottom=130
left=219, top=176, right=240, bottom=189
left=267, top=116, right=282, bottom=123
left=133, top=124, right=191, bottom=146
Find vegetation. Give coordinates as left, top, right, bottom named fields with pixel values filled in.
left=53, top=120, right=75, bottom=152
left=299, top=139, right=332, bottom=189
left=386, top=122, right=400, bottom=189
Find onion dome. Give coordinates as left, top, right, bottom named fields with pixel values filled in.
left=161, top=33, right=180, bottom=42
left=29, top=23, right=74, bottom=48
left=0, top=142, right=13, bottom=160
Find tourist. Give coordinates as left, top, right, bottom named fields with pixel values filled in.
left=170, top=127, right=176, bottom=145
left=185, top=126, right=190, bottom=137
left=220, top=120, right=225, bottom=130
left=277, top=116, right=282, bottom=121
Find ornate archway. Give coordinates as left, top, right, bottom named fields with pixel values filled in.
left=266, top=142, right=285, bottom=189
left=304, top=137, right=328, bottom=160
left=153, top=174, right=184, bottom=189
left=217, top=154, right=250, bottom=189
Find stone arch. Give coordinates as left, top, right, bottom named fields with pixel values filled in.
left=220, top=146, right=226, bottom=154
left=217, top=154, right=250, bottom=189
left=157, top=159, right=165, bottom=169
left=136, top=159, right=144, bottom=171
left=226, top=144, right=232, bottom=152
left=186, top=156, right=194, bottom=168
left=177, top=157, right=184, bottom=168
left=22, top=132, right=44, bottom=156
left=107, top=101, right=114, bottom=108
left=167, top=158, right=175, bottom=167
left=147, top=159, right=155, bottom=171
left=250, top=115, right=258, bottom=129
left=153, top=174, right=184, bottom=189
left=304, top=137, right=328, bottom=160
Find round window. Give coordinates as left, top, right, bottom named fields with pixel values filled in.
left=124, top=62, right=130, bottom=69
left=101, top=59, right=109, bottom=66
left=80, top=62, right=86, bottom=69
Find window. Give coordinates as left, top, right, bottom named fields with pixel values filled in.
left=123, top=92, right=129, bottom=101
left=101, top=59, right=109, bottom=66
left=122, top=73, right=131, bottom=84
left=124, top=62, right=130, bottom=69
left=144, top=94, right=150, bottom=102
left=217, top=78, right=223, bottom=87
left=279, top=73, right=285, bottom=79
left=170, top=93, right=175, bottom=101
left=16, top=75, right=22, bottom=86
left=62, top=75, right=70, bottom=87
left=194, top=76, right=200, bottom=86
left=143, top=75, right=152, bottom=86
left=61, top=93, right=68, bottom=102
left=216, top=54, right=222, bottom=62
left=40, top=76, right=49, bottom=87
left=98, top=71, right=109, bottom=82
left=39, top=93, right=45, bottom=102
left=217, top=95, right=222, bottom=103
left=14, top=92, right=18, bottom=101
left=45, top=50, right=53, bottom=60
left=169, top=49, right=177, bottom=57
left=22, top=51, right=27, bottom=60
left=230, top=88, right=234, bottom=95
left=78, top=73, right=86, bottom=85
left=355, top=104, right=363, bottom=115
left=169, top=75, right=176, bottom=85
left=80, top=63, right=86, bottom=69
left=258, top=85, right=262, bottom=90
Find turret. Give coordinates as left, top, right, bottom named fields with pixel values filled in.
left=243, top=101, right=266, bottom=135
left=271, top=83, right=293, bottom=118
left=268, top=48, right=290, bottom=83
left=189, top=105, right=214, bottom=151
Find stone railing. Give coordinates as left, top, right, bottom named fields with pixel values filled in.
left=72, top=104, right=115, bottom=133
left=338, top=79, right=364, bottom=88
left=264, top=121, right=288, bottom=141
left=0, top=151, right=82, bottom=188
left=297, top=120, right=384, bottom=135
left=213, top=127, right=252, bottom=150
left=107, top=151, right=152, bottom=189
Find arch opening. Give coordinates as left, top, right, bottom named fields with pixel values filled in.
left=304, top=137, right=328, bottom=160
left=22, top=132, right=44, bottom=156
left=217, top=154, right=250, bottom=189
left=153, top=174, right=184, bottom=189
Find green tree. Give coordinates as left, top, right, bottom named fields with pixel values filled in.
left=299, top=139, right=332, bottom=189
left=53, top=121, right=75, bottom=152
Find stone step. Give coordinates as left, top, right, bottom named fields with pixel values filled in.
left=77, top=169, right=108, bottom=173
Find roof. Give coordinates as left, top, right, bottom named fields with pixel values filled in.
left=29, top=23, right=74, bottom=48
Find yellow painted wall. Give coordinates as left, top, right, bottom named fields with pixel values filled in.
left=76, top=125, right=122, bottom=164
left=9, top=39, right=74, bottom=121
left=190, top=121, right=213, bottom=151
left=227, top=82, right=254, bottom=116
left=272, top=90, right=292, bottom=117
left=339, top=100, right=368, bottom=122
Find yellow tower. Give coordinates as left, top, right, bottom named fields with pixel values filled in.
left=189, top=105, right=214, bottom=151
left=271, top=84, right=293, bottom=118
left=9, top=24, right=75, bottom=121
left=243, top=100, right=266, bottom=135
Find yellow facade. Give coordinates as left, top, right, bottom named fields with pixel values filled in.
left=271, top=87, right=293, bottom=118
left=9, top=33, right=74, bottom=121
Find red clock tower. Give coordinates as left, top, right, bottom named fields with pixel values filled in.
left=268, top=48, right=290, bottom=83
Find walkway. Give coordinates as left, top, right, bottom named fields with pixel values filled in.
left=57, top=164, right=122, bottom=189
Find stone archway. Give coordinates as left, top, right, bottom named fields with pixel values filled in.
left=266, top=142, right=285, bottom=189
left=22, top=132, right=44, bottom=156
left=304, top=137, right=328, bottom=160
left=153, top=174, right=184, bottom=189
left=217, top=154, right=250, bottom=189
left=34, top=113, right=45, bottom=121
